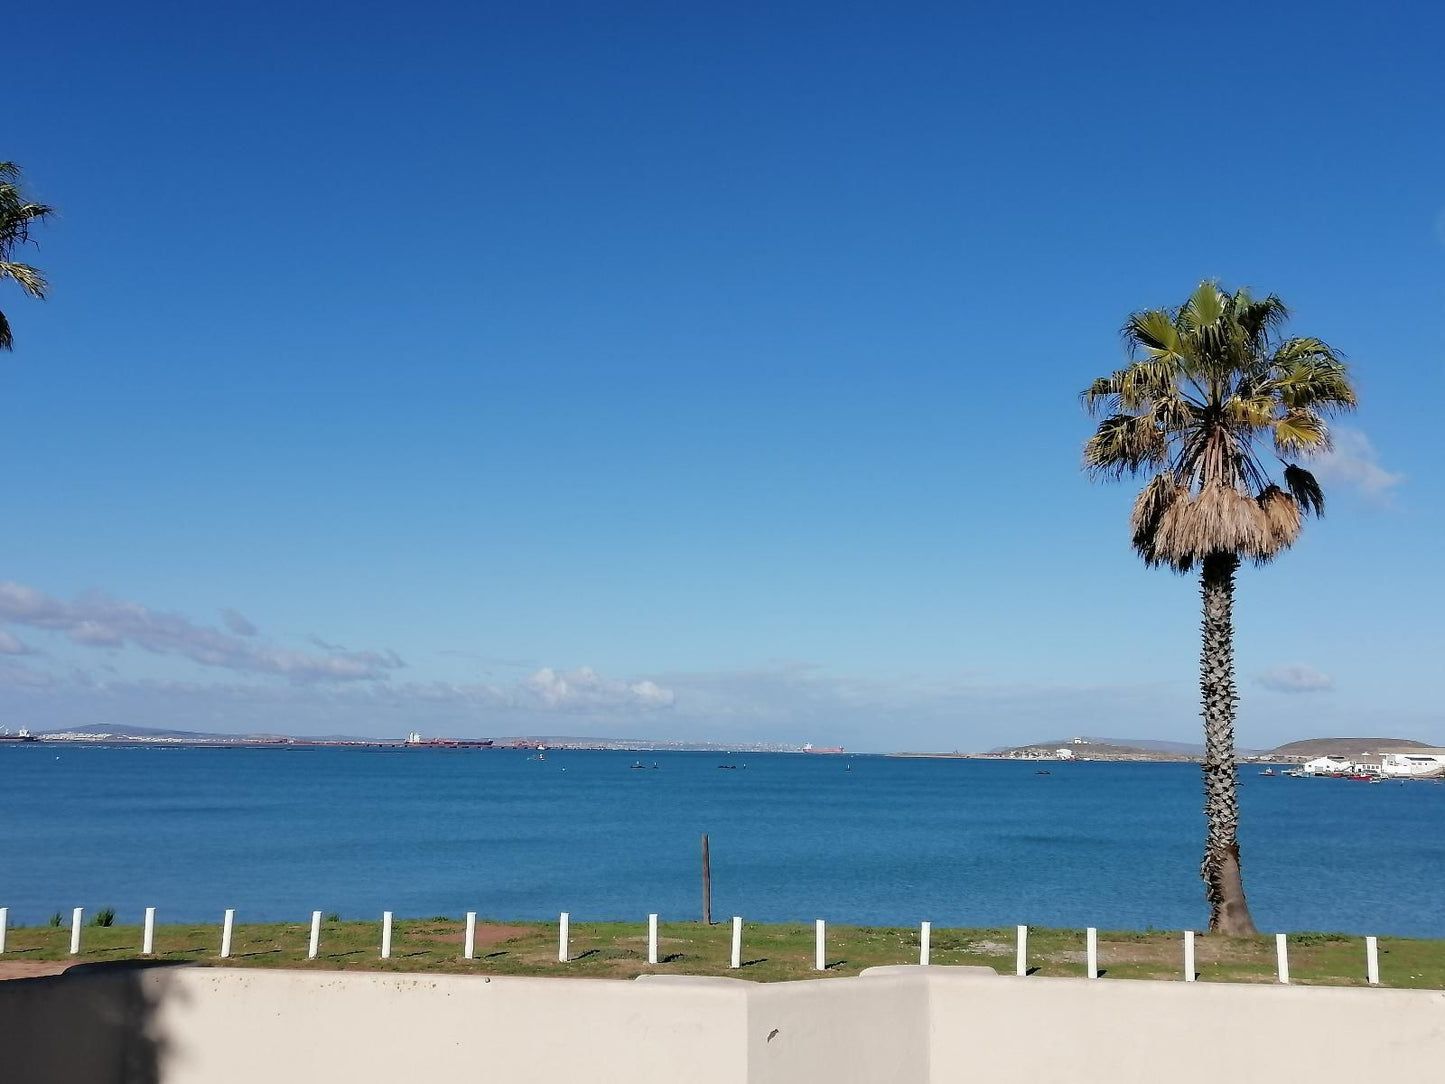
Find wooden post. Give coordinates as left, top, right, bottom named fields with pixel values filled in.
left=919, top=921, right=931, bottom=966
left=1184, top=930, right=1195, bottom=982
left=143, top=907, right=156, bottom=955
left=730, top=916, right=742, bottom=969
left=558, top=912, right=570, bottom=962
left=381, top=911, right=392, bottom=959
left=220, top=909, right=234, bottom=959
left=465, top=912, right=477, bottom=960
left=1016, top=925, right=1028, bottom=976
left=0, top=907, right=7, bottom=954
left=1086, top=927, right=1098, bottom=979
left=701, top=834, right=712, bottom=925
left=814, top=919, right=826, bottom=971
left=648, top=913, right=659, bottom=965
left=1366, top=936, right=1379, bottom=986
left=70, top=908, right=83, bottom=955
left=1275, top=933, right=1289, bottom=984
left=309, top=912, right=322, bottom=959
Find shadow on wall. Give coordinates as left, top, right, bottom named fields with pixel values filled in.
left=0, top=960, right=189, bottom=1084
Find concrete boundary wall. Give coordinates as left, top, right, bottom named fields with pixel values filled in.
left=1, top=964, right=1442, bottom=1083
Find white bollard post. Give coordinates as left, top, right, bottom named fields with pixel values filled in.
left=1366, top=936, right=1379, bottom=986
left=1184, top=930, right=1195, bottom=982
left=220, top=909, right=235, bottom=958
left=143, top=907, right=156, bottom=955
left=381, top=911, right=393, bottom=959
left=71, top=908, right=84, bottom=955
left=308, top=911, right=322, bottom=959
left=1086, top=927, right=1098, bottom=979
left=647, top=913, right=658, bottom=965
left=815, top=919, right=826, bottom=971
left=558, top=912, right=569, bottom=963
left=465, top=912, right=477, bottom=960
left=1016, top=925, right=1028, bottom=977
left=0, top=907, right=7, bottom=954
left=1275, top=933, right=1289, bottom=984
left=919, top=921, right=931, bottom=966
left=730, top=916, right=742, bottom=969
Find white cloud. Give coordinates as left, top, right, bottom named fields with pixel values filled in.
left=524, top=666, right=676, bottom=711
left=1310, top=428, right=1402, bottom=502
left=0, top=629, right=29, bottom=655
left=1255, top=665, right=1334, bottom=693
left=0, top=581, right=404, bottom=684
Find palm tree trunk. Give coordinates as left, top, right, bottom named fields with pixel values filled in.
left=1199, top=552, right=1257, bottom=935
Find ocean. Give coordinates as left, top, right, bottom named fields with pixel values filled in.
left=2, top=744, right=1441, bottom=936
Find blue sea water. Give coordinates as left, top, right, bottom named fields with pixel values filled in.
left=1, top=745, right=1441, bottom=936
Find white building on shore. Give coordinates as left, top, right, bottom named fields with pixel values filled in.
left=1302, top=755, right=1354, bottom=776
left=1380, top=750, right=1445, bottom=777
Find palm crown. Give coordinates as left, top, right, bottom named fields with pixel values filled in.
left=1082, top=282, right=1356, bottom=571
left=0, top=161, right=54, bottom=351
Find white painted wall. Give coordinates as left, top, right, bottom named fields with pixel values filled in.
left=1, top=964, right=1442, bottom=1083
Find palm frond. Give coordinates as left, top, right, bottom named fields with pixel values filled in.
left=1181, top=282, right=1225, bottom=332
left=1232, top=291, right=1289, bottom=345
left=1283, top=464, right=1325, bottom=517
left=0, top=261, right=47, bottom=300
left=1130, top=472, right=1186, bottom=566
left=0, top=308, right=11, bottom=351
left=1084, top=413, right=1167, bottom=479
left=1081, top=373, right=1123, bottom=416
left=1256, top=486, right=1302, bottom=552
left=1222, top=392, right=1274, bottom=431
left=1152, top=482, right=1271, bottom=570
left=1273, top=408, right=1330, bottom=456
left=1273, top=350, right=1356, bottom=413
left=1123, top=309, right=1185, bottom=361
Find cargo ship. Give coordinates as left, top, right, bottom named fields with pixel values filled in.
left=403, top=731, right=494, bottom=749
left=801, top=743, right=845, bottom=754
left=0, top=728, right=37, bottom=742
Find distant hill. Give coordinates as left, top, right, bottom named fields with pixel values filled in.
left=1083, top=736, right=1207, bottom=755
left=1270, top=737, right=1432, bottom=758
left=991, top=738, right=1197, bottom=761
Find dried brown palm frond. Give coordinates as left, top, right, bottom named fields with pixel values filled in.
left=1130, top=472, right=1187, bottom=566
left=1151, top=483, right=1271, bottom=570
left=1255, top=486, right=1302, bottom=552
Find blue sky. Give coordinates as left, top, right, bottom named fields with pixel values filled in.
left=2, top=1, right=1442, bottom=749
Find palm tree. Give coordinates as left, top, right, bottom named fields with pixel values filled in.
left=1082, top=282, right=1357, bottom=936
left=0, top=162, right=54, bottom=351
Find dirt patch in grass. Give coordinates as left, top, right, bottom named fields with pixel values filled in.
left=423, top=924, right=531, bottom=947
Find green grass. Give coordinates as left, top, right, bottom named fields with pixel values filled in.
left=4, top=920, right=1442, bottom=989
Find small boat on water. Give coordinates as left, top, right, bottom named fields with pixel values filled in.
left=1035, top=770, right=1051, bottom=776
left=630, top=762, right=647, bottom=770
left=1259, top=768, right=1276, bottom=777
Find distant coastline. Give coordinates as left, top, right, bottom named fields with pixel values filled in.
left=6, top=723, right=842, bottom=755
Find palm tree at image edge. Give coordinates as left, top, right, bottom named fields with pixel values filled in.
left=0, top=161, right=54, bottom=351
left=1082, top=281, right=1357, bottom=935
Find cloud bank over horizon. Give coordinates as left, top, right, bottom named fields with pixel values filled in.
left=0, top=578, right=1434, bottom=751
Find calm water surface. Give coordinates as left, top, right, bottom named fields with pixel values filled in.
left=2, top=745, right=1441, bottom=936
